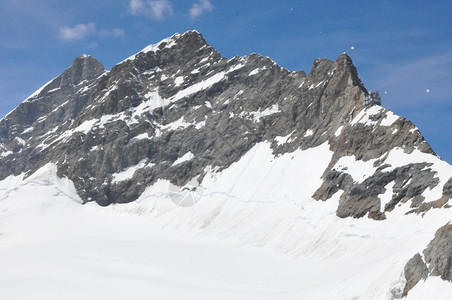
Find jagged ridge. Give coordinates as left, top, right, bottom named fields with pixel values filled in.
left=1, top=30, right=447, bottom=211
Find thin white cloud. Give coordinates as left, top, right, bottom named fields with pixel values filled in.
left=59, top=23, right=125, bottom=42
left=129, top=0, right=173, bottom=21
left=130, top=0, right=145, bottom=14
left=100, top=28, right=125, bottom=38
left=58, top=23, right=96, bottom=42
left=189, top=0, right=213, bottom=20
left=112, top=28, right=125, bottom=37
left=149, top=0, right=173, bottom=20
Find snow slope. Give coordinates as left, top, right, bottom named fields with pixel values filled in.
left=1, top=144, right=451, bottom=299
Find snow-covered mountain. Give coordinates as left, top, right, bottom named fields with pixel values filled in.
left=1, top=30, right=451, bottom=299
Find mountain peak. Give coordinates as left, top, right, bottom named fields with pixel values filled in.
left=174, top=29, right=203, bottom=38
left=336, top=52, right=352, bottom=61
left=168, top=29, right=208, bottom=51
left=77, top=54, right=94, bottom=59
left=334, top=52, right=357, bottom=73
left=307, top=52, right=366, bottom=105
left=122, top=30, right=208, bottom=64
left=1, top=30, right=449, bottom=215
left=65, top=54, right=105, bottom=85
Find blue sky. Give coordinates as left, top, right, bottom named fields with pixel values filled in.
left=1, top=0, right=451, bottom=163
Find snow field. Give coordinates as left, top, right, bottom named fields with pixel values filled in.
left=1, top=142, right=451, bottom=299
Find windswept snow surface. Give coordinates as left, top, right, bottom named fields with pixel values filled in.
left=121, top=34, right=178, bottom=63
left=1, top=144, right=452, bottom=299
left=350, top=105, right=400, bottom=128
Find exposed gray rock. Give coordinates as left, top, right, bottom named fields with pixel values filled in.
left=336, top=168, right=395, bottom=220
left=314, top=160, right=440, bottom=220
left=0, top=55, right=105, bottom=177
left=312, top=170, right=354, bottom=202
left=424, top=223, right=452, bottom=280
left=385, top=163, right=439, bottom=212
left=443, top=177, right=452, bottom=198
left=403, top=223, right=452, bottom=296
left=403, top=253, right=428, bottom=296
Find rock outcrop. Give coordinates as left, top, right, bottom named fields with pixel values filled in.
left=403, top=223, right=452, bottom=296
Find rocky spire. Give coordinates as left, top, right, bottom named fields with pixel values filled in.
left=58, top=55, right=105, bottom=87
left=0, top=55, right=105, bottom=149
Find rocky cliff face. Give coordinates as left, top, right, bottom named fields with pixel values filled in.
left=0, top=30, right=451, bottom=295
left=403, top=223, right=452, bottom=295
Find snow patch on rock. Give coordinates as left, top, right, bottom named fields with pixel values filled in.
left=173, top=152, right=194, bottom=166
